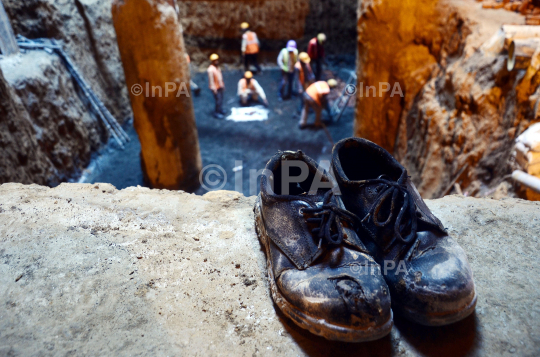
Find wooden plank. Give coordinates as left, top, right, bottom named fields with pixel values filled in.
left=0, top=0, right=18, bottom=56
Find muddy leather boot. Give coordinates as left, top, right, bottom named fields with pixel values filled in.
left=254, top=150, right=393, bottom=342
left=331, top=138, right=476, bottom=326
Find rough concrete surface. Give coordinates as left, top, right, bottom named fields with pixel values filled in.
left=1, top=183, right=539, bottom=356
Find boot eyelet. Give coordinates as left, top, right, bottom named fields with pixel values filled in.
left=299, top=207, right=305, bottom=215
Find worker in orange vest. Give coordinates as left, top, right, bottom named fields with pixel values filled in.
left=295, top=52, right=315, bottom=112
left=307, top=33, right=326, bottom=81
left=207, top=53, right=226, bottom=119
left=241, top=22, right=262, bottom=74
left=298, top=79, right=337, bottom=129
left=237, top=71, right=268, bottom=107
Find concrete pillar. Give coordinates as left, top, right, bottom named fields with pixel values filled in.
left=112, top=0, right=202, bottom=191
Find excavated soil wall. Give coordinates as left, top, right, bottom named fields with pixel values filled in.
left=355, top=0, right=540, bottom=198
left=180, top=0, right=357, bottom=67
left=0, top=51, right=101, bottom=186
left=3, top=0, right=131, bottom=122
left=1, top=0, right=132, bottom=185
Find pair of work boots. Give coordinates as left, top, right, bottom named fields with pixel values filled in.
left=254, top=137, right=476, bottom=342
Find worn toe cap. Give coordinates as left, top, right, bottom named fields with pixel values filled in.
left=390, top=234, right=476, bottom=324
left=277, top=264, right=392, bottom=329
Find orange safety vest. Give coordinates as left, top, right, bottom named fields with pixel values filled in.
left=244, top=31, right=259, bottom=55
left=239, top=78, right=256, bottom=92
left=207, top=64, right=224, bottom=90
left=306, top=81, right=330, bottom=106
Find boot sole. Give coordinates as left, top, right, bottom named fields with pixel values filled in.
left=396, top=292, right=477, bottom=326
left=254, top=197, right=393, bottom=342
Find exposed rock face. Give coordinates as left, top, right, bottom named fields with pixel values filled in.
left=354, top=0, right=442, bottom=152
left=112, top=0, right=202, bottom=191
left=3, top=0, right=132, bottom=122
left=1, top=183, right=539, bottom=356
left=1, top=0, right=132, bottom=186
left=355, top=0, right=540, bottom=198
left=0, top=51, right=100, bottom=186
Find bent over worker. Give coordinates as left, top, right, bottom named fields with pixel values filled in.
left=277, top=40, right=298, bottom=101
left=237, top=71, right=268, bottom=107
left=295, top=52, right=315, bottom=91
left=298, top=79, right=337, bottom=129
left=207, top=53, right=225, bottom=119
left=241, top=22, right=262, bottom=73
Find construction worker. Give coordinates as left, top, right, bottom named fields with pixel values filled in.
left=207, top=53, right=225, bottom=119
left=307, top=33, right=327, bottom=81
left=277, top=40, right=298, bottom=101
left=241, top=22, right=262, bottom=74
left=237, top=71, right=268, bottom=107
left=295, top=52, right=315, bottom=112
left=185, top=53, right=200, bottom=96
left=298, top=79, right=337, bottom=129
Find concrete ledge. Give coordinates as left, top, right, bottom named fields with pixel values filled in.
left=1, top=183, right=539, bottom=356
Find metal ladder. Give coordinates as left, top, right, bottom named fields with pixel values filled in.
left=331, top=69, right=357, bottom=123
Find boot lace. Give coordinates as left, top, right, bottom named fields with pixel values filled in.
left=360, top=175, right=418, bottom=245
left=302, top=190, right=359, bottom=247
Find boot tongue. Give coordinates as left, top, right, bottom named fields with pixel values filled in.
left=296, top=189, right=329, bottom=207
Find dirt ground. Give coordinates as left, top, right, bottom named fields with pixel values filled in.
left=82, top=67, right=355, bottom=195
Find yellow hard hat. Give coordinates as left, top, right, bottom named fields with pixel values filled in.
left=244, top=71, right=253, bottom=79
left=241, top=22, right=250, bottom=30
left=327, top=78, right=338, bottom=88
left=209, top=53, right=219, bottom=61
left=298, top=52, right=310, bottom=63
left=317, top=33, right=326, bottom=43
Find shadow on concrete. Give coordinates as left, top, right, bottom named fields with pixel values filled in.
left=394, top=311, right=481, bottom=357
left=273, top=304, right=394, bottom=357
left=271, top=301, right=480, bottom=356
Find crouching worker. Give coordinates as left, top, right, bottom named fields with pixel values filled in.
left=298, top=79, right=337, bottom=129
left=237, top=71, right=268, bottom=107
